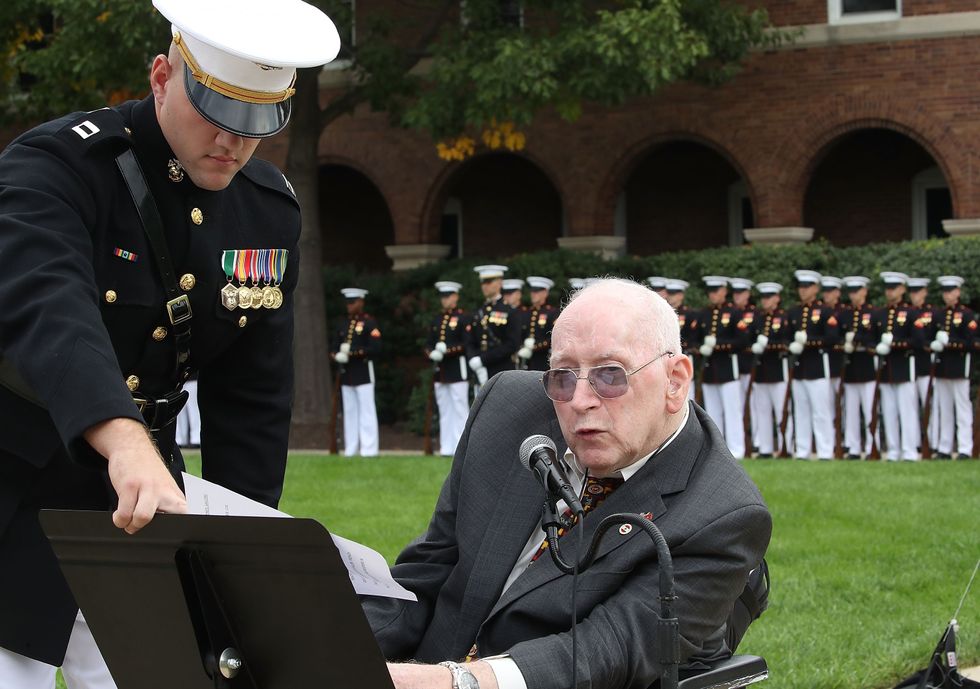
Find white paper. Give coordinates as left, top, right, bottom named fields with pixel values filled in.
left=182, top=473, right=416, bottom=601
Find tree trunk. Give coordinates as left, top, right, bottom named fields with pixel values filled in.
left=285, top=68, right=333, bottom=449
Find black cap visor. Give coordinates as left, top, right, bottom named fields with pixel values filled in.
left=184, top=64, right=290, bottom=139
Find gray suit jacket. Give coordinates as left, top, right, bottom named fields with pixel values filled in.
left=363, top=371, right=772, bottom=689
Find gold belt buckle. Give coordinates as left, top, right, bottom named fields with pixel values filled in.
left=167, top=295, right=193, bottom=325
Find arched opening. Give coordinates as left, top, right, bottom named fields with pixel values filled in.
left=319, top=165, right=395, bottom=271
left=622, top=140, right=752, bottom=254
left=803, top=128, right=950, bottom=245
left=435, top=153, right=563, bottom=258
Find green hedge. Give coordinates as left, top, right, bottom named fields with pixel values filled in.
left=322, top=236, right=980, bottom=432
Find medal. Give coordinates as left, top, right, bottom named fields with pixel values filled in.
left=237, top=285, right=253, bottom=309
left=270, top=248, right=289, bottom=310
left=220, top=250, right=238, bottom=310
left=271, top=286, right=283, bottom=309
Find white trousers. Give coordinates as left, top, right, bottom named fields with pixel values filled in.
left=880, top=382, right=920, bottom=461
left=791, top=378, right=835, bottom=459
left=751, top=381, right=791, bottom=455
left=935, top=378, right=973, bottom=456
left=915, top=376, right=939, bottom=450
left=341, top=383, right=379, bottom=456
left=703, top=380, right=745, bottom=458
left=0, top=612, right=116, bottom=689
left=843, top=381, right=877, bottom=456
left=175, top=379, right=200, bottom=446
left=434, top=381, right=469, bottom=456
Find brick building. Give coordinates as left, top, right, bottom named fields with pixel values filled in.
left=311, top=2, right=980, bottom=270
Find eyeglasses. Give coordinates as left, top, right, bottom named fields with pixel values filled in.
left=542, top=351, right=674, bottom=402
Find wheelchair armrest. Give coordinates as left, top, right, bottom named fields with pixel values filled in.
left=676, top=654, right=769, bottom=689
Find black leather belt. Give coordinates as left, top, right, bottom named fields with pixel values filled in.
left=132, top=389, right=189, bottom=432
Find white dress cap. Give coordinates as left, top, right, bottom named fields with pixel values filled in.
left=665, top=279, right=689, bottom=292
left=756, top=282, right=783, bottom=295
left=879, top=271, right=909, bottom=285
left=842, top=275, right=870, bottom=289
left=906, top=277, right=931, bottom=290
left=702, top=275, right=728, bottom=288
left=568, top=278, right=586, bottom=290
left=435, top=281, right=462, bottom=294
left=794, top=270, right=822, bottom=285
left=730, top=277, right=754, bottom=291
left=474, top=264, right=508, bottom=279
left=527, top=276, right=554, bottom=290
left=582, top=278, right=602, bottom=287
left=937, top=275, right=964, bottom=289
left=153, top=0, right=340, bottom=137
left=647, top=276, right=667, bottom=289
left=501, top=279, right=525, bottom=292
left=821, top=276, right=842, bottom=289
left=341, top=287, right=368, bottom=299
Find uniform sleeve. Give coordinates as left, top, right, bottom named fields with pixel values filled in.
left=0, top=134, right=143, bottom=464
left=364, top=317, right=382, bottom=358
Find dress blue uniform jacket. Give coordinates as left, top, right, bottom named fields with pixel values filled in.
left=0, top=96, right=299, bottom=664
left=426, top=308, right=472, bottom=383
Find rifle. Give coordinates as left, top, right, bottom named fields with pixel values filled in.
left=833, top=354, right=848, bottom=459
left=921, top=357, right=937, bottom=460
left=743, top=356, right=759, bottom=456
left=777, top=353, right=796, bottom=458
left=327, top=365, right=344, bottom=454
left=422, top=365, right=436, bottom=456
left=867, top=357, right=886, bottom=461
left=974, top=385, right=980, bottom=459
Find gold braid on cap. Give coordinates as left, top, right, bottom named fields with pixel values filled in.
left=173, top=32, right=296, bottom=105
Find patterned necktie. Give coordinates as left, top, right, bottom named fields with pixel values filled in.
left=529, top=475, right=624, bottom=563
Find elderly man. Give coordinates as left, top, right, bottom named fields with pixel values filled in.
left=365, top=278, right=772, bottom=689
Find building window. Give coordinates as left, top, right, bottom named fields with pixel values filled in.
left=727, top=180, right=753, bottom=246
left=911, top=167, right=951, bottom=240
left=828, top=0, right=900, bottom=25
left=441, top=198, right=463, bottom=258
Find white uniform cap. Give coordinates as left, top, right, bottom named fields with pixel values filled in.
left=647, top=276, right=667, bottom=289
left=906, top=277, right=931, bottom=290
left=474, top=264, right=508, bottom=280
left=702, top=275, right=728, bottom=289
left=821, top=276, right=842, bottom=289
left=880, top=271, right=909, bottom=286
left=341, top=287, right=368, bottom=299
left=501, top=279, right=525, bottom=292
left=756, top=282, right=783, bottom=295
left=568, top=278, right=586, bottom=290
left=938, top=275, right=964, bottom=289
left=527, top=276, right=554, bottom=290
left=842, top=276, right=870, bottom=289
left=583, top=278, right=602, bottom=287
left=153, top=0, right=340, bottom=137
left=665, top=279, right=689, bottom=292
left=794, top=270, right=821, bottom=285
left=435, top=281, right=462, bottom=294
left=730, top=277, right=754, bottom=291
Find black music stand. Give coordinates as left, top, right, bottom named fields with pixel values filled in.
left=40, top=510, right=395, bottom=689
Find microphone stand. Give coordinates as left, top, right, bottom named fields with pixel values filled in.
left=541, top=503, right=680, bottom=689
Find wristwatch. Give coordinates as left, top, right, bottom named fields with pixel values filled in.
left=438, top=661, right=480, bottom=689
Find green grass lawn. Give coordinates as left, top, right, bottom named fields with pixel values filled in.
left=59, top=456, right=979, bottom=689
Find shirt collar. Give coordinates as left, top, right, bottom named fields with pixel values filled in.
left=562, top=402, right=692, bottom=482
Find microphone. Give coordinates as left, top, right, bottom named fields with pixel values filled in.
left=519, top=435, right=583, bottom=515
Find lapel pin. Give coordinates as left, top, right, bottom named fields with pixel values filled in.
left=619, top=524, right=632, bottom=536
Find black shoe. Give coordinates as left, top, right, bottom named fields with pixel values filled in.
left=756, top=453, right=772, bottom=459
left=846, top=453, right=860, bottom=460
left=934, top=452, right=952, bottom=459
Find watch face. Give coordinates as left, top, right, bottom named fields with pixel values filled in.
left=456, top=669, right=480, bottom=689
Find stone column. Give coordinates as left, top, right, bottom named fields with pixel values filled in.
left=384, top=244, right=451, bottom=271
left=742, top=227, right=814, bottom=245
left=942, top=219, right=980, bottom=237
left=556, top=235, right=626, bottom=259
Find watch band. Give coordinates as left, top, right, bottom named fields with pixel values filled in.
left=438, top=660, right=480, bottom=689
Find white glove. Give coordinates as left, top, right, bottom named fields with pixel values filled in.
left=699, top=344, right=714, bottom=357
left=518, top=347, right=533, bottom=360
left=476, top=367, right=488, bottom=385
left=788, top=341, right=804, bottom=356
left=936, top=330, right=950, bottom=345
left=703, top=335, right=717, bottom=348
left=844, top=331, right=855, bottom=345
left=468, top=356, right=484, bottom=372
left=930, top=340, right=945, bottom=353
left=334, top=351, right=349, bottom=364
left=875, top=342, right=891, bottom=357
left=751, top=342, right=765, bottom=355
left=755, top=334, right=769, bottom=348
left=881, top=332, right=894, bottom=346
left=844, top=342, right=855, bottom=354
left=339, top=343, right=351, bottom=354
left=523, top=337, right=535, bottom=348
left=435, top=341, right=447, bottom=353
left=794, top=330, right=807, bottom=345
left=429, top=349, right=444, bottom=362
